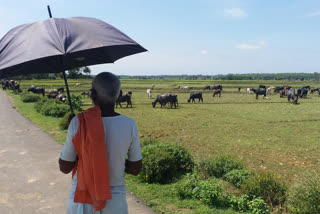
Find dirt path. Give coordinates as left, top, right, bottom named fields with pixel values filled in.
left=0, top=90, right=155, bottom=214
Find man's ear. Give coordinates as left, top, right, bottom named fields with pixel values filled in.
left=118, top=90, right=123, bottom=99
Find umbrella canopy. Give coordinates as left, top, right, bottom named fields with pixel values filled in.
left=0, top=17, right=147, bottom=78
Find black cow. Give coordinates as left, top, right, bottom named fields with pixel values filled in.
left=203, top=85, right=210, bottom=91
left=27, top=87, right=45, bottom=96
left=152, top=94, right=178, bottom=109
left=188, top=92, right=203, bottom=103
left=212, top=84, right=222, bottom=90
left=250, top=88, right=267, bottom=99
left=57, top=87, right=64, bottom=93
left=259, top=85, right=266, bottom=89
left=310, top=88, right=320, bottom=95
left=302, top=85, right=310, bottom=91
left=287, top=88, right=298, bottom=104
left=274, top=86, right=284, bottom=93
left=116, top=91, right=132, bottom=108
left=47, top=90, right=58, bottom=99
left=297, top=88, right=308, bottom=98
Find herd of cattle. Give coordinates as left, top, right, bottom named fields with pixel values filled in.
left=2, top=79, right=320, bottom=108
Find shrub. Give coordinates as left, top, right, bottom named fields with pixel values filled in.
left=140, top=137, right=160, bottom=148
left=197, top=155, right=244, bottom=179
left=241, top=171, right=287, bottom=207
left=286, top=175, right=320, bottom=214
left=176, top=173, right=200, bottom=199
left=20, top=92, right=41, bottom=103
left=225, top=169, right=252, bottom=188
left=40, top=100, right=70, bottom=117
left=139, top=147, right=177, bottom=184
left=65, top=94, right=83, bottom=111
left=59, top=111, right=79, bottom=130
left=230, top=195, right=269, bottom=214
left=194, top=178, right=230, bottom=208
left=34, top=97, right=50, bottom=112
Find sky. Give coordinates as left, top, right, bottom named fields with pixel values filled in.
left=0, top=0, right=319, bottom=76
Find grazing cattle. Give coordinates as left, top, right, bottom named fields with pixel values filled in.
left=47, top=90, right=58, bottom=99
left=238, top=87, right=241, bottom=92
left=250, top=88, right=267, bottom=99
left=259, top=85, right=266, bottom=89
left=57, top=87, right=64, bottom=93
left=1, top=79, right=9, bottom=90
left=310, top=88, right=320, bottom=95
left=279, top=89, right=287, bottom=98
left=188, top=92, right=203, bottom=103
left=152, top=94, right=178, bottom=109
left=116, top=91, right=132, bottom=108
left=212, top=89, right=221, bottom=97
left=181, top=86, right=190, bottom=92
left=75, top=83, right=81, bottom=87
left=287, top=88, right=298, bottom=104
left=147, top=89, right=152, bottom=99
left=28, top=87, right=45, bottom=96
left=56, top=94, right=66, bottom=103
left=302, top=85, right=310, bottom=91
left=266, top=87, right=273, bottom=95
left=203, top=85, right=210, bottom=91
left=81, top=91, right=90, bottom=98
left=212, top=84, right=222, bottom=90
left=298, top=88, right=308, bottom=98
left=177, top=85, right=181, bottom=89
left=246, top=88, right=251, bottom=94
left=274, top=86, right=284, bottom=93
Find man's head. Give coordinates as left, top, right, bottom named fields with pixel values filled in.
left=91, top=72, right=121, bottom=106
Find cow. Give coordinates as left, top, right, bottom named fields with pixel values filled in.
left=152, top=94, right=178, bottom=109
left=266, top=87, right=273, bottom=95
left=188, top=92, right=203, bottom=103
left=238, top=87, right=241, bottom=92
left=27, top=87, right=45, bottom=96
left=302, top=85, right=310, bottom=91
left=246, top=88, right=251, bottom=94
left=298, top=88, right=308, bottom=98
left=116, top=91, right=132, bottom=108
left=47, top=90, right=58, bottom=99
left=181, top=86, right=190, bottom=92
left=57, top=87, right=64, bottom=93
left=147, top=89, right=152, bottom=99
left=151, top=84, right=155, bottom=90
left=203, top=85, right=210, bottom=91
left=274, top=86, right=285, bottom=93
left=75, top=83, right=81, bottom=87
left=279, top=89, right=287, bottom=98
left=81, top=91, right=90, bottom=98
left=259, top=85, right=266, bottom=89
left=56, top=94, right=66, bottom=103
left=212, top=84, right=222, bottom=90
left=287, top=88, right=298, bottom=104
left=250, top=88, right=267, bottom=99
left=310, top=88, right=320, bottom=95
left=212, top=89, right=221, bottom=97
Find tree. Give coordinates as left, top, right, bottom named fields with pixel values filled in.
left=83, top=67, right=91, bottom=75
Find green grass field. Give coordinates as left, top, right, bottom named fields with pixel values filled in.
left=7, top=78, right=320, bottom=213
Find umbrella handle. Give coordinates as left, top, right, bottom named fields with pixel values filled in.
left=62, top=70, right=74, bottom=114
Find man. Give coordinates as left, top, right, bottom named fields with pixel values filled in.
left=59, top=72, right=142, bottom=214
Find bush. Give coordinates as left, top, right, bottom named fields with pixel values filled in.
left=140, top=137, right=160, bottom=148
left=20, top=92, right=42, bottom=103
left=194, top=178, right=230, bottom=207
left=34, top=97, right=50, bottom=112
left=230, top=195, right=270, bottom=214
left=139, top=147, right=177, bottom=184
left=287, top=175, right=320, bottom=214
left=65, top=94, right=83, bottom=111
left=241, top=171, right=287, bottom=207
left=40, top=100, right=70, bottom=117
left=59, top=111, right=79, bottom=130
left=225, top=169, right=252, bottom=188
left=197, top=155, right=244, bottom=179
left=176, top=173, right=200, bottom=199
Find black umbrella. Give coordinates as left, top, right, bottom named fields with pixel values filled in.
left=0, top=6, right=147, bottom=113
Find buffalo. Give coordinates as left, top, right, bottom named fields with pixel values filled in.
left=116, top=91, right=132, bottom=108
left=287, top=88, right=298, bottom=104
left=152, top=94, right=178, bottom=109
left=27, top=87, right=45, bottom=96
left=212, top=84, right=222, bottom=90
left=250, top=88, right=267, bottom=99
left=188, top=92, right=203, bottom=103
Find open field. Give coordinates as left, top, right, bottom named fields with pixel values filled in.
left=14, top=78, right=320, bottom=181
left=6, top=78, right=320, bottom=213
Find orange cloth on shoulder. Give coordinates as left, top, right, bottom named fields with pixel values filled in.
left=72, top=106, right=112, bottom=211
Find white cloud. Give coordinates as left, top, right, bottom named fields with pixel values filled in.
left=235, top=41, right=267, bottom=50
left=224, top=8, right=247, bottom=18
left=200, top=50, right=208, bottom=55
left=305, top=9, right=320, bottom=17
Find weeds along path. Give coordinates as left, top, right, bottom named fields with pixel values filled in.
left=0, top=90, right=155, bottom=214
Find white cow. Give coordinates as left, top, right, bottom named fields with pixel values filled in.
left=246, top=88, right=251, bottom=94
left=266, top=87, right=273, bottom=95
left=182, top=86, right=190, bottom=92
left=147, top=89, right=152, bottom=99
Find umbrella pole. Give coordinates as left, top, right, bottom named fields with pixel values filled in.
left=62, top=71, right=74, bottom=113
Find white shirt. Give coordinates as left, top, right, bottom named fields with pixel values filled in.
left=60, top=114, right=142, bottom=187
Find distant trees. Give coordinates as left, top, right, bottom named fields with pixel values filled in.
left=67, top=66, right=92, bottom=79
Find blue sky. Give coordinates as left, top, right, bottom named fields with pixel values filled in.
left=0, top=0, right=319, bottom=75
